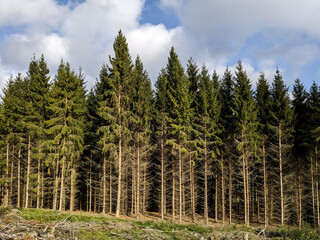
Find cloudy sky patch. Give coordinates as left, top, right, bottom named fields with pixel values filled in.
left=0, top=0, right=319, bottom=91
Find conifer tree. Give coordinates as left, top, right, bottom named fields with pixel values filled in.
left=26, top=55, right=50, bottom=209
left=131, top=56, right=153, bottom=217
left=292, top=79, right=308, bottom=227
left=255, top=73, right=272, bottom=227
left=46, top=60, right=86, bottom=211
left=165, top=47, right=190, bottom=223
left=270, top=69, right=293, bottom=226
left=98, top=30, right=133, bottom=217
left=233, top=61, right=258, bottom=226
left=219, top=67, right=235, bottom=224
left=186, top=58, right=199, bottom=223
left=196, top=65, right=221, bottom=225
left=155, top=68, right=168, bottom=221
left=96, top=64, right=112, bottom=213
left=308, top=82, right=320, bottom=227
left=1, top=75, right=27, bottom=207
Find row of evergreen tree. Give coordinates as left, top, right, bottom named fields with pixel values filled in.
left=1, top=31, right=320, bottom=228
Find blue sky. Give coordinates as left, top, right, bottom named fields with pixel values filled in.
left=1, top=0, right=320, bottom=92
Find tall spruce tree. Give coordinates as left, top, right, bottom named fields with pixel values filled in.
left=255, top=73, right=272, bottom=227
left=233, top=61, right=258, bottom=226
left=155, top=68, right=168, bottom=220
left=98, top=30, right=133, bottom=217
left=186, top=58, right=199, bottom=223
left=219, top=67, right=235, bottom=224
left=46, top=60, right=86, bottom=211
left=270, top=69, right=293, bottom=226
left=1, top=75, right=27, bottom=207
left=26, top=55, right=51, bottom=209
left=308, top=82, right=320, bottom=227
left=96, top=64, right=112, bottom=213
left=197, top=65, right=221, bottom=225
left=131, top=56, right=153, bottom=217
left=165, top=47, right=190, bottom=223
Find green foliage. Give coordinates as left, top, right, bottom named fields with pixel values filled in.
left=165, top=47, right=191, bottom=151
left=97, top=30, right=133, bottom=154
left=270, top=69, right=293, bottom=135
left=45, top=60, right=86, bottom=171
left=233, top=61, right=258, bottom=157
left=255, top=72, right=272, bottom=137
left=131, top=55, right=153, bottom=147
left=196, top=65, right=221, bottom=159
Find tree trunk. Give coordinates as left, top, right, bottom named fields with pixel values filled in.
left=94, top=174, right=97, bottom=212
left=246, top=150, right=250, bottom=226
left=298, top=168, right=302, bottom=228
left=229, top=154, right=232, bottom=225
left=222, top=154, right=225, bottom=224
left=263, top=141, right=268, bottom=227
left=204, top=129, right=208, bottom=225
left=311, top=156, right=315, bottom=224
left=215, top=171, right=218, bottom=222
left=137, top=141, right=140, bottom=217
left=316, top=145, right=320, bottom=228
left=116, top=94, right=122, bottom=218
left=143, top=163, right=146, bottom=215
left=37, top=148, right=41, bottom=209
left=3, top=142, right=9, bottom=207
left=41, top=167, right=44, bottom=208
left=25, top=135, right=31, bottom=208
left=131, top=162, right=135, bottom=216
left=17, top=146, right=21, bottom=208
left=242, top=132, right=248, bottom=226
left=53, top=155, right=59, bottom=210
left=179, top=144, right=182, bottom=223
left=59, top=139, right=66, bottom=211
left=279, top=124, right=284, bottom=226
left=10, top=145, right=14, bottom=206
left=161, top=130, right=164, bottom=221
left=70, top=167, right=76, bottom=211
left=172, top=151, right=175, bottom=221
left=109, top=157, right=113, bottom=213
left=89, top=154, right=92, bottom=212
left=103, top=140, right=106, bottom=213
left=190, top=152, right=195, bottom=223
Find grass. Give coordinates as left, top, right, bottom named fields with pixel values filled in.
left=9, top=207, right=316, bottom=240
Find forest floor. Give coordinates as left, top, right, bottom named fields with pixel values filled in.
left=0, top=207, right=312, bottom=240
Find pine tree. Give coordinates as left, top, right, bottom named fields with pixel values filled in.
left=270, top=69, right=293, bottom=226
left=233, top=61, right=258, bottom=226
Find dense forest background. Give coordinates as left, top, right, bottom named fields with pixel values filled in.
left=1, top=30, right=320, bottom=228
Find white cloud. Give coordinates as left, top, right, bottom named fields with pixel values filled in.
left=127, top=24, right=180, bottom=81
left=0, top=0, right=68, bottom=33
left=164, top=0, right=320, bottom=83
left=0, top=58, right=14, bottom=92
left=1, top=0, right=320, bottom=90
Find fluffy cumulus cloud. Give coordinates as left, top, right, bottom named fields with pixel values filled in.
left=1, top=0, right=320, bottom=90
left=127, top=24, right=180, bottom=81
left=162, top=0, right=320, bottom=85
